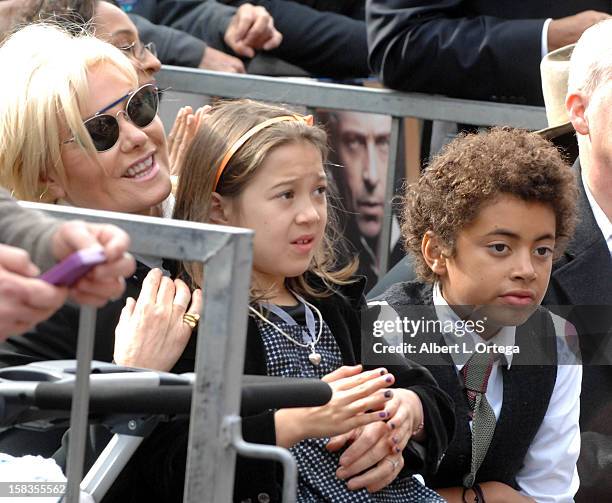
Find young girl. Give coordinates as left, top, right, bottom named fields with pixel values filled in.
left=175, top=100, right=447, bottom=502
left=165, top=99, right=453, bottom=502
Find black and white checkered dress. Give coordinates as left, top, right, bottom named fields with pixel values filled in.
left=253, top=303, right=445, bottom=503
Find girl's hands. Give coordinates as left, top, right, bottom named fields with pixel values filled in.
left=274, top=365, right=396, bottom=448
left=114, top=268, right=203, bottom=371
left=168, top=105, right=211, bottom=176
left=327, top=388, right=425, bottom=492
left=382, top=388, right=426, bottom=444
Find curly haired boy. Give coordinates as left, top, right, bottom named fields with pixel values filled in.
left=370, top=128, right=581, bottom=502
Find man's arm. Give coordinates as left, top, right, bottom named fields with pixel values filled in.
left=130, top=13, right=246, bottom=72
left=0, top=188, right=59, bottom=271
left=153, top=0, right=235, bottom=50
left=129, top=13, right=207, bottom=67
left=366, top=0, right=546, bottom=104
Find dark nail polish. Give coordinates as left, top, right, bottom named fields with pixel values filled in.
left=385, top=375, right=393, bottom=383
left=390, top=422, right=396, bottom=429
left=384, top=390, right=393, bottom=398
left=379, top=411, right=387, bottom=418
left=379, top=369, right=386, bottom=375
left=395, top=447, right=401, bottom=453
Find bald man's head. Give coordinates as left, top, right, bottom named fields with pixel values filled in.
left=568, top=18, right=612, bottom=97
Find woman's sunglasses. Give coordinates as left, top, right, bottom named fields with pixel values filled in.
left=64, top=83, right=160, bottom=153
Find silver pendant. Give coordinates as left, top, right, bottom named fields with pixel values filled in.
left=309, top=351, right=322, bottom=366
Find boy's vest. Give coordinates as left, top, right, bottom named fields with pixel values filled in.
left=380, top=281, right=558, bottom=489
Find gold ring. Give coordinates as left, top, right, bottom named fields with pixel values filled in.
left=183, top=313, right=200, bottom=329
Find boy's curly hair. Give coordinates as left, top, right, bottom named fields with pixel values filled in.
left=403, top=127, right=578, bottom=283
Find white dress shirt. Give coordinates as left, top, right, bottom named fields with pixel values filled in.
left=541, top=18, right=553, bottom=59
left=369, top=286, right=581, bottom=503
left=582, top=171, right=612, bottom=258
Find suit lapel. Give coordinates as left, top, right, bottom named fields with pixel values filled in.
left=550, top=159, right=612, bottom=306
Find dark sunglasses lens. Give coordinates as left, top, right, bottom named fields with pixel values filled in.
left=127, top=86, right=158, bottom=128
left=85, top=115, right=119, bottom=152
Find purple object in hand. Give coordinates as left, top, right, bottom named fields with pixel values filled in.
left=39, top=248, right=107, bottom=287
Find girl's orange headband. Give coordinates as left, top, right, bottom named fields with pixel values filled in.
left=213, top=114, right=314, bottom=191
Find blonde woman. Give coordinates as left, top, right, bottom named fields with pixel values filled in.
left=0, top=23, right=200, bottom=400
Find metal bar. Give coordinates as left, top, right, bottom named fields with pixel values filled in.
left=184, top=233, right=253, bottom=502
left=81, top=434, right=143, bottom=502
left=64, top=307, right=97, bottom=503
left=19, top=202, right=247, bottom=261
left=19, top=202, right=254, bottom=502
left=226, top=415, right=298, bottom=503
left=378, top=117, right=401, bottom=275
left=158, top=66, right=547, bottom=129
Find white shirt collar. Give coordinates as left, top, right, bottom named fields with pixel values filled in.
left=432, top=283, right=516, bottom=368
left=582, top=170, right=612, bottom=256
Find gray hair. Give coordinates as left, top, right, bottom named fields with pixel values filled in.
left=568, top=18, right=612, bottom=96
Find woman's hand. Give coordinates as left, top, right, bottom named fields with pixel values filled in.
left=114, top=268, right=203, bottom=371
left=274, top=365, right=396, bottom=448
left=326, top=388, right=424, bottom=492
left=167, top=105, right=211, bottom=176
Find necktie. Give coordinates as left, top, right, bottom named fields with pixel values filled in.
left=460, top=350, right=497, bottom=487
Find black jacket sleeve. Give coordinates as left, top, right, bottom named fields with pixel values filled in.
left=366, top=0, right=546, bottom=104
left=155, top=0, right=235, bottom=51
left=224, top=0, right=370, bottom=77
left=129, top=13, right=206, bottom=67
left=336, top=279, right=455, bottom=476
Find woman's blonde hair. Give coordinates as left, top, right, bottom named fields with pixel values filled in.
left=0, top=22, right=137, bottom=202
left=173, top=99, right=357, bottom=300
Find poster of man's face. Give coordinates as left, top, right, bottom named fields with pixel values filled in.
left=335, top=111, right=391, bottom=240
left=318, top=109, right=398, bottom=288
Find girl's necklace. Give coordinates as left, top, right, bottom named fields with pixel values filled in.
left=248, top=293, right=323, bottom=366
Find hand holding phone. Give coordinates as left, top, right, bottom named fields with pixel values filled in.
left=39, top=248, right=107, bottom=287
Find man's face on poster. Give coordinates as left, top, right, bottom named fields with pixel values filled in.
left=336, top=111, right=391, bottom=239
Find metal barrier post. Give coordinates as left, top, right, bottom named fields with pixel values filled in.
left=63, top=307, right=97, bottom=503
left=184, top=232, right=253, bottom=502
left=378, top=116, right=402, bottom=275
left=20, top=202, right=254, bottom=503
left=157, top=67, right=547, bottom=128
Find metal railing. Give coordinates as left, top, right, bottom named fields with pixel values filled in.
left=17, top=202, right=268, bottom=503
left=157, top=67, right=548, bottom=273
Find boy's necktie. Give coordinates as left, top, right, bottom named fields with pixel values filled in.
left=460, top=350, right=497, bottom=487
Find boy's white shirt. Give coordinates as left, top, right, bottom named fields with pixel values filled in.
left=369, top=285, right=581, bottom=503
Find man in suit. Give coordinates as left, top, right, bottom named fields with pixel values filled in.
left=123, top=0, right=369, bottom=78
left=542, top=20, right=612, bottom=501
left=366, top=0, right=611, bottom=105
left=118, top=0, right=282, bottom=72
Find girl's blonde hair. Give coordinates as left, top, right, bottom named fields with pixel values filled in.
left=0, top=22, right=137, bottom=202
left=173, top=99, right=357, bottom=300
